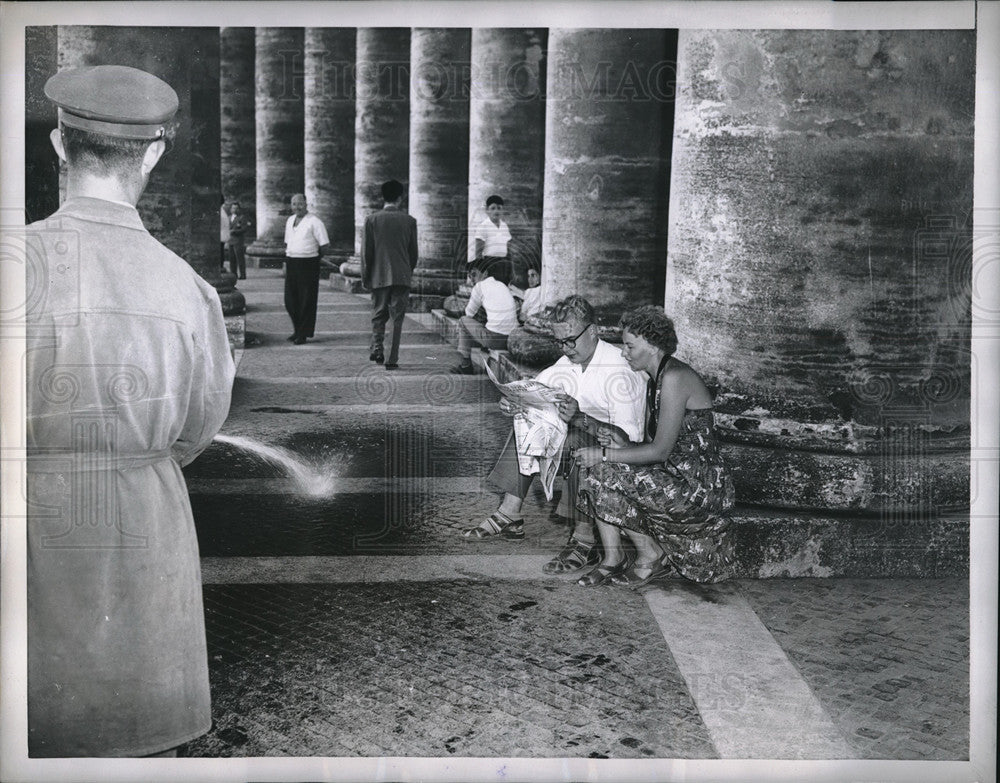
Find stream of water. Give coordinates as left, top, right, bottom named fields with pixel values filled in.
left=213, top=433, right=338, bottom=498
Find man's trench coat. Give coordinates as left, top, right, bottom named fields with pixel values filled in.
left=25, top=197, right=235, bottom=756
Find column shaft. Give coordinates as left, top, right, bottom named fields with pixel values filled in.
left=540, top=29, right=675, bottom=324
left=668, top=30, right=973, bottom=544
left=467, top=28, right=547, bottom=289
left=221, top=27, right=257, bottom=234
left=305, top=27, right=356, bottom=268
left=247, top=27, right=305, bottom=267
left=408, top=28, right=471, bottom=308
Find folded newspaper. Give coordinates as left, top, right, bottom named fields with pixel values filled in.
left=485, top=362, right=568, bottom=500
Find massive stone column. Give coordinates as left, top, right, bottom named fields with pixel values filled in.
left=407, top=28, right=471, bottom=310
left=57, top=25, right=245, bottom=347
left=539, top=29, right=676, bottom=325
left=305, top=27, right=355, bottom=272
left=467, top=28, right=547, bottom=289
left=332, top=28, right=410, bottom=292
left=668, top=30, right=975, bottom=576
left=246, top=27, right=305, bottom=269
left=221, top=27, right=257, bottom=235
left=25, top=25, right=60, bottom=224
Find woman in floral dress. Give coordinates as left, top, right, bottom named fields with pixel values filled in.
left=572, top=305, right=735, bottom=586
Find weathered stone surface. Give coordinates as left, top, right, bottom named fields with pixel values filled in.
left=668, top=30, right=974, bottom=514
left=467, top=29, right=547, bottom=288
left=541, top=28, right=676, bottom=323
left=305, top=28, right=355, bottom=266
left=409, top=28, right=471, bottom=292
left=353, top=28, right=411, bottom=260
left=221, top=27, right=256, bottom=237
left=730, top=512, right=968, bottom=578
left=25, top=25, right=59, bottom=223
left=507, top=326, right=562, bottom=367
left=247, top=28, right=305, bottom=265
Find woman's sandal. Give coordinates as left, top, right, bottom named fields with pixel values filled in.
left=610, top=557, right=674, bottom=589
left=542, top=536, right=600, bottom=575
left=462, top=511, right=525, bottom=540
left=576, top=555, right=633, bottom=587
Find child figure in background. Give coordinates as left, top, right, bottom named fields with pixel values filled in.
left=450, top=258, right=518, bottom=374
left=472, top=194, right=512, bottom=285
left=509, top=262, right=544, bottom=323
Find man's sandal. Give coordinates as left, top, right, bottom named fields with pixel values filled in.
left=576, top=555, right=633, bottom=587
left=462, top=511, right=525, bottom=540
left=610, top=557, right=673, bottom=588
left=542, top=537, right=600, bottom=575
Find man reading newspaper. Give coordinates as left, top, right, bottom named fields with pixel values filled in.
left=462, top=296, right=646, bottom=577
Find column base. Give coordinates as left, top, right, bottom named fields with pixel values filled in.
left=246, top=239, right=287, bottom=270
left=224, top=313, right=246, bottom=350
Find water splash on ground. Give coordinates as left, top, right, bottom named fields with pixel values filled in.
left=213, top=433, right=338, bottom=498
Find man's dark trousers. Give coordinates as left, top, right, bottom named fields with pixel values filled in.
left=285, top=256, right=320, bottom=339
left=371, top=285, right=409, bottom=365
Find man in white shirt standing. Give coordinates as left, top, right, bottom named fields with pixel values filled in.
left=220, top=195, right=230, bottom=269
left=283, top=193, right=330, bottom=345
left=450, top=258, right=519, bottom=374
left=463, top=296, right=647, bottom=579
left=472, top=194, right=512, bottom=284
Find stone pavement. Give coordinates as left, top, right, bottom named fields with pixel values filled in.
left=178, top=270, right=970, bottom=763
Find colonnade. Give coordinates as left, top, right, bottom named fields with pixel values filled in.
left=24, top=26, right=975, bottom=566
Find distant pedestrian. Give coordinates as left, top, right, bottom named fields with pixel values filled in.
left=472, top=194, right=512, bottom=284
left=450, top=258, right=518, bottom=375
left=283, top=193, right=330, bottom=345
left=361, top=179, right=418, bottom=370
left=220, top=194, right=230, bottom=268
left=227, top=199, right=251, bottom=279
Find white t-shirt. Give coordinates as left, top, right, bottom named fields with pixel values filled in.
left=520, top=285, right=544, bottom=320
left=220, top=207, right=230, bottom=243
left=473, top=216, right=511, bottom=257
left=466, top=276, right=519, bottom=335
left=535, top=339, right=647, bottom=443
left=284, top=213, right=330, bottom=257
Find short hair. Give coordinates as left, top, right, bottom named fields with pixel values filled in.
left=485, top=194, right=504, bottom=207
left=61, top=126, right=151, bottom=180
left=381, top=179, right=405, bottom=202
left=551, top=295, right=595, bottom=326
left=470, top=257, right=501, bottom=279
left=619, top=305, right=678, bottom=357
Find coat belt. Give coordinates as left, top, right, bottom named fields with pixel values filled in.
left=26, top=448, right=173, bottom=473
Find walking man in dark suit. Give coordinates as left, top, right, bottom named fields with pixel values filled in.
left=361, top=179, right=419, bottom=369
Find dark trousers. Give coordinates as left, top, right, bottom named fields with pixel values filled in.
left=228, top=242, right=246, bottom=278
left=284, top=256, right=320, bottom=339
left=370, top=285, right=410, bottom=365
left=486, top=425, right=599, bottom=522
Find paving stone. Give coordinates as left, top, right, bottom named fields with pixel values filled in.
left=738, top=578, right=969, bottom=760
left=179, top=580, right=717, bottom=759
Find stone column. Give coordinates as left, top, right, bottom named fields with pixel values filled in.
left=407, top=28, right=471, bottom=311
left=668, top=30, right=974, bottom=575
left=539, top=29, right=675, bottom=325
left=25, top=25, right=60, bottom=224
left=334, top=28, right=410, bottom=292
left=305, top=27, right=356, bottom=274
left=467, top=28, right=546, bottom=290
left=221, top=27, right=257, bottom=235
left=246, top=27, right=305, bottom=269
left=57, top=26, right=245, bottom=347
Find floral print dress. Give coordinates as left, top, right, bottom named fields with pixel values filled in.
left=577, top=408, right=736, bottom=583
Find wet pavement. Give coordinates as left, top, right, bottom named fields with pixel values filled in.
left=177, top=269, right=970, bottom=762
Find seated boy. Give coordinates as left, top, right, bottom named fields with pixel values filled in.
left=509, top=262, right=544, bottom=323
left=450, top=258, right=519, bottom=375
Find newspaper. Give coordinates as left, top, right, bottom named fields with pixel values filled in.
left=485, top=362, right=568, bottom=500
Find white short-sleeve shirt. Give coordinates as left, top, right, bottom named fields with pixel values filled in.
left=473, top=216, right=511, bottom=257
left=284, top=213, right=330, bottom=257
left=535, top=339, right=647, bottom=442
left=466, top=276, right=519, bottom=335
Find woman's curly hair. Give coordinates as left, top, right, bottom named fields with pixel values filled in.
left=619, top=305, right=677, bottom=356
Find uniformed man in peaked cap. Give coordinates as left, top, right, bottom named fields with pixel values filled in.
left=25, top=65, right=234, bottom=757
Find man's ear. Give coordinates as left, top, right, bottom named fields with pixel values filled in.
left=49, top=128, right=67, bottom=162
left=141, top=139, right=166, bottom=177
